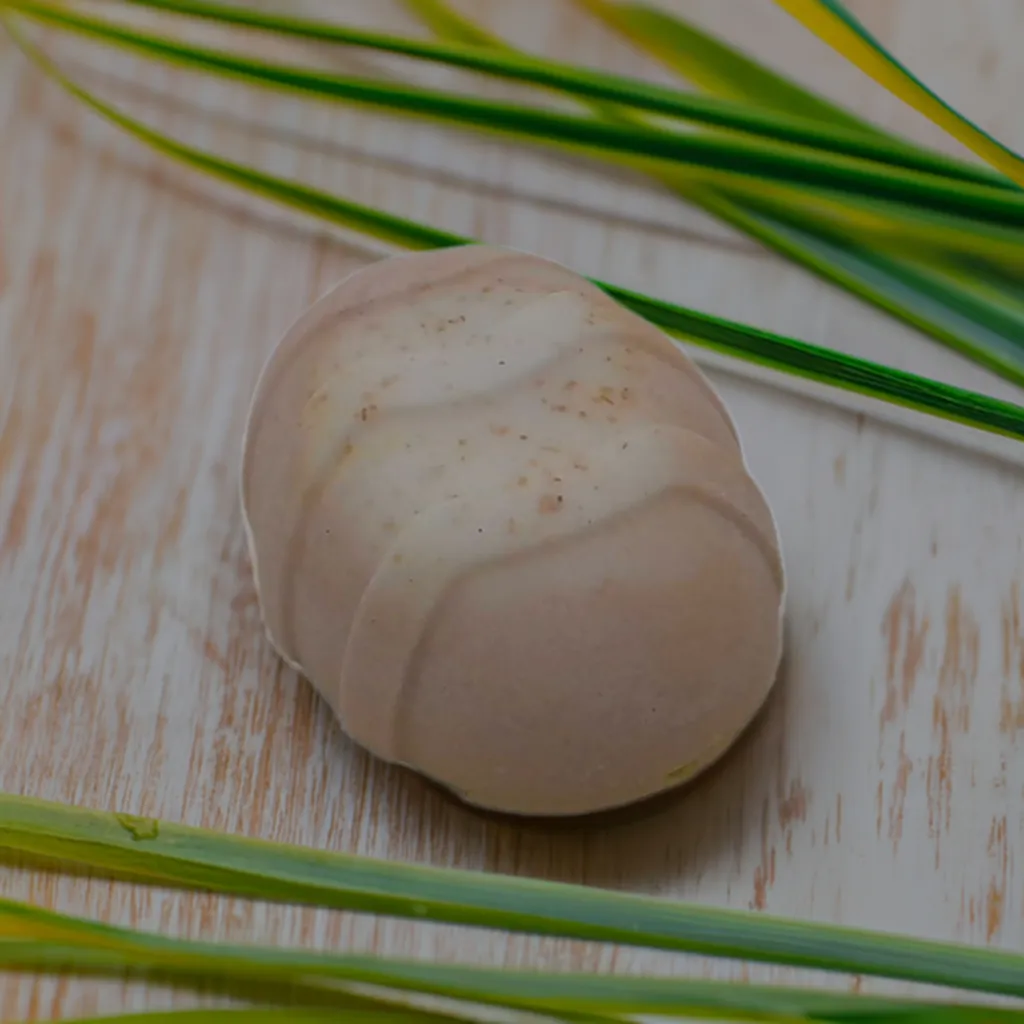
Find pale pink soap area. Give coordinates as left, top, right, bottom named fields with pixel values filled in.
left=240, top=244, right=786, bottom=817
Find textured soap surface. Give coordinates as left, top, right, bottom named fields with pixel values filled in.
left=241, top=244, right=785, bottom=817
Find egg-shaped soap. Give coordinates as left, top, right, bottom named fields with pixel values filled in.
left=240, top=244, right=785, bottom=817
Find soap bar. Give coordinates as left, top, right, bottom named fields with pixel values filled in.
left=241, top=244, right=785, bottom=817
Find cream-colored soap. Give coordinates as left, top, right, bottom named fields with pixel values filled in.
left=240, top=244, right=785, bottom=817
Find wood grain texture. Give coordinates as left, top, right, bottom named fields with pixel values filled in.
left=1, top=0, right=1023, bottom=1018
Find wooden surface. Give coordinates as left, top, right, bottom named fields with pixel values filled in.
left=2, top=0, right=1024, bottom=1019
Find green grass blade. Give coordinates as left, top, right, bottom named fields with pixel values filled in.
left=4, top=796, right=1024, bottom=998
left=559, top=0, right=1024, bottom=272
left=55, top=1014, right=360, bottom=1024
left=10, top=0, right=1024, bottom=216
left=47, top=0, right=1013, bottom=193
left=573, top=0, right=878, bottom=136
left=106, top=0, right=1024, bottom=218
left=733, top=182, right=1024, bottom=271
left=399, top=0, right=506, bottom=49
left=6, top=16, right=1024, bottom=448
left=604, top=279, right=1024, bottom=441
left=731, top=190, right=1024, bottom=329
left=773, top=0, right=1024, bottom=187
left=679, top=193, right=1024, bottom=386
left=935, top=261, right=1024, bottom=319
left=400, top=0, right=1024, bottom=274
left=3, top=897, right=1024, bottom=1022
left=559, top=5, right=1024, bottom=381
left=0, top=901, right=510, bottom=1023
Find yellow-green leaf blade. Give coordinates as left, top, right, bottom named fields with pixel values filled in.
left=398, top=0, right=505, bottom=50
left=681, top=191, right=1024, bottom=387
left=4, top=796, right=1024, bottom=997
left=774, top=0, right=1024, bottom=186
left=4, top=898, right=1024, bottom=1024
left=574, top=0, right=875, bottom=135
left=53, top=1014, right=361, bottom=1024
